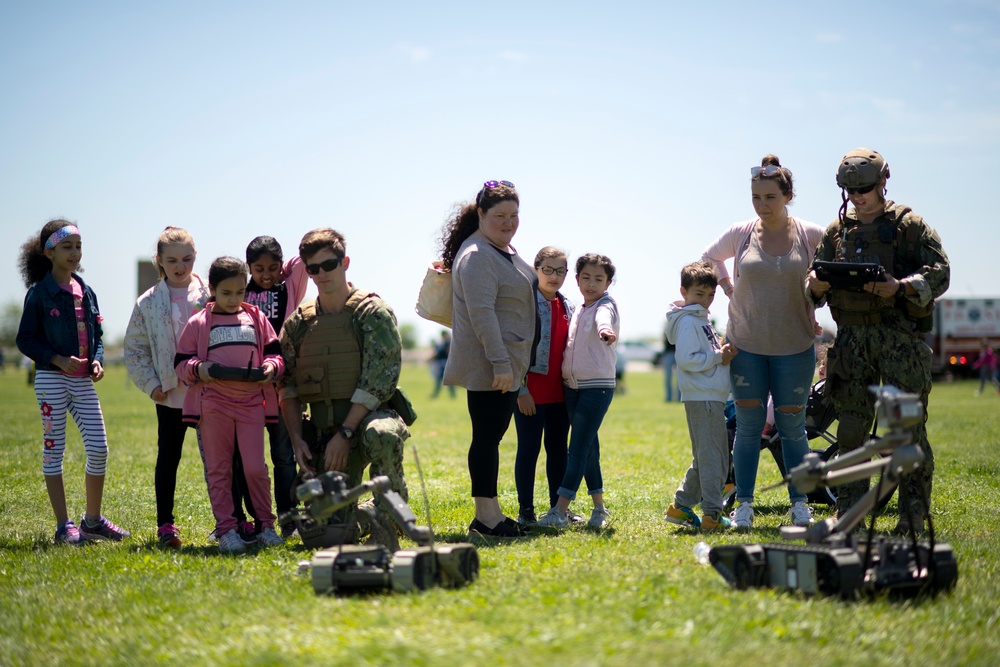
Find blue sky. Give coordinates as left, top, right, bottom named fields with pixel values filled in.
left=2, top=1, right=997, bottom=345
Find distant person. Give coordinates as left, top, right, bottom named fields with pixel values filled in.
left=514, top=246, right=576, bottom=526
left=440, top=180, right=536, bottom=538
left=16, top=219, right=130, bottom=544
left=22, top=354, right=36, bottom=384
left=702, top=154, right=824, bottom=531
left=125, top=226, right=210, bottom=548
left=243, top=235, right=309, bottom=536
left=0, top=348, right=6, bottom=373
left=661, top=330, right=679, bottom=402
left=808, top=148, right=950, bottom=534
left=536, top=253, right=619, bottom=530
left=429, top=330, right=455, bottom=398
left=972, top=338, right=999, bottom=396
left=174, top=256, right=286, bottom=553
left=663, top=261, right=737, bottom=530
left=614, top=343, right=627, bottom=395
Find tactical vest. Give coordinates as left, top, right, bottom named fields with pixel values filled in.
left=293, top=290, right=374, bottom=409
left=828, top=203, right=933, bottom=326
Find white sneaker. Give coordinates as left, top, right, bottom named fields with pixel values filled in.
left=731, top=502, right=754, bottom=531
left=536, top=507, right=570, bottom=529
left=588, top=506, right=611, bottom=529
left=789, top=502, right=814, bottom=527
left=218, top=529, right=246, bottom=553
left=258, top=527, right=284, bottom=546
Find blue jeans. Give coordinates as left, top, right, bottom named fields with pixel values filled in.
left=730, top=346, right=815, bottom=504
left=662, top=350, right=678, bottom=402
left=557, top=387, right=614, bottom=501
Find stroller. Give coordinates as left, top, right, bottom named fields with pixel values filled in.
left=724, top=379, right=841, bottom=510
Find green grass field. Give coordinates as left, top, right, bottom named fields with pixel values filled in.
left=1, top=366, right=999, bottom=666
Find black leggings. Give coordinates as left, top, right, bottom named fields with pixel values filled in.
left=155, top=405, right=189, bottom=526
left=467, top=390, right=518, bottom=498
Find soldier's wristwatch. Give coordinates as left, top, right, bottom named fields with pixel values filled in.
left=896, top=282, right=907, bottom=298
left=338, top=425, right=356, bottom=440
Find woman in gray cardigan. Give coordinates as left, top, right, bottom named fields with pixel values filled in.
left=440, top=180, right=537, bottom=538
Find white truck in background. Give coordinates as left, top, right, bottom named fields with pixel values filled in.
left=930, top=298, right=1000, bottom=377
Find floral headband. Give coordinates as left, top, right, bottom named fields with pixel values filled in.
left=45, top=225, right=81, bottom=249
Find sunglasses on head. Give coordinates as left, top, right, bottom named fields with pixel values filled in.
left=538, top=266, right=567, bottom=276
left=477, top=180, right=515, bottom=205
left=845, top=184, right=877, bottom=195
left=750, top=165, right=782, bottom=177
left=305, top=257, right=343, bottom=275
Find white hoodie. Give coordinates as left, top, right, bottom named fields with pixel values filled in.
left=664, top=301, right=730, bottom=402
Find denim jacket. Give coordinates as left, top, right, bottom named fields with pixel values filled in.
left=518, top=290, right=575, bottom=396
left=16, top=272, right=104, bottom=371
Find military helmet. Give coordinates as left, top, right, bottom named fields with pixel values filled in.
left=836, top=148, right=889, bottom=189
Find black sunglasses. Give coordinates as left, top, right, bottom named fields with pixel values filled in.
left=845, top=184, right=877, bottom=195
left=305, top=257, right=342, bottom=275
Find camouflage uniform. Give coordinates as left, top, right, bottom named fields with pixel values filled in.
left=280, top=286, right=409, bottom=514
left=813, top=201, right=949, bottom=518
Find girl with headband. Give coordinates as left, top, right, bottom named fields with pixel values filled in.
left=16, top=219, right=131, bottom=544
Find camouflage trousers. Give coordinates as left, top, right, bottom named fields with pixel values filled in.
left=309, top=408, right=410, bottom=517
left=825, top=319, right=933, bottom=518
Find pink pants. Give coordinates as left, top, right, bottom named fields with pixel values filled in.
left=199, top=397, right=275, bottom=533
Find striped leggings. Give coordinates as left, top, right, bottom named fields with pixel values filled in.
left=34, top=370, right=108, bottom=476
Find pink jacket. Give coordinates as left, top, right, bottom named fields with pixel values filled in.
left=175, top=302, right=285, bottom=425
left=279, top=256, right=310, bottom=325
left=973, top=347, right=997, bottom=372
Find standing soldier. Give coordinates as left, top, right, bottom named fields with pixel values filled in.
left=279, top=228, right=412, bottom=540
left=807, top=148, right=950, bottom=534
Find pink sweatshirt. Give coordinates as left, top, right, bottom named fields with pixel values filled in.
left=175, top=302, right=284, bottom=425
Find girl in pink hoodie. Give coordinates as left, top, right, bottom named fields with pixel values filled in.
left=174, top=256, right=285, bottom=553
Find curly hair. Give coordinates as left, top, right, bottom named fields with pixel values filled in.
left=18, top=219, right=77, bottom=287
left=438, top=182, right=519, bottom=270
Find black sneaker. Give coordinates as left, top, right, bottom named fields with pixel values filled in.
left=517, top=509, right=537, bottom=526
left=237, top=521, right=259, bottom=544
left=469, top=518, right=526, bottom=538
left=79, top=515, right=131, bottom=541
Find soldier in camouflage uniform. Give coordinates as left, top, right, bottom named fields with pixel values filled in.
left=279, top=228, right=409, bottom=521
left=807, top=148, right=950, bottom=533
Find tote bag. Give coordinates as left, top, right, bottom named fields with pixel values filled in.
left=415, top=260, right=453, bottom=328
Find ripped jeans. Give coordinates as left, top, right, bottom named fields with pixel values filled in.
left=729, top=346, right=815, bottom=504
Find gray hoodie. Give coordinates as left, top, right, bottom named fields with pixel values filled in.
left=664, top=301, right=730, bottom=402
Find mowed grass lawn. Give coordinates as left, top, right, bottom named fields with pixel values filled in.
left=1, top=365, right=999, bottom=666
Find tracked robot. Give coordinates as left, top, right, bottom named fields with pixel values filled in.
left=710, top=385, right=958, bottom=599
left=281, top=472, right=479, bottom=595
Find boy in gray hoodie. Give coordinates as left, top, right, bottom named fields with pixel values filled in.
left=663, top=262, right=737, bottom=530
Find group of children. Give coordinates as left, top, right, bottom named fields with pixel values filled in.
left=17, top=221, right=307, bottom=552
left=513, top=254, right=754, bottom=534
left=17, top=216, right=793, bottom=548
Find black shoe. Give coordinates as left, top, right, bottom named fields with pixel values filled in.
left=469, top=518, right=525, bottom=538
left=517, top=509, right=537, bottom=526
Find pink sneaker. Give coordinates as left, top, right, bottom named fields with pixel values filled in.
left=54, top=520, right=83, bottom=545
